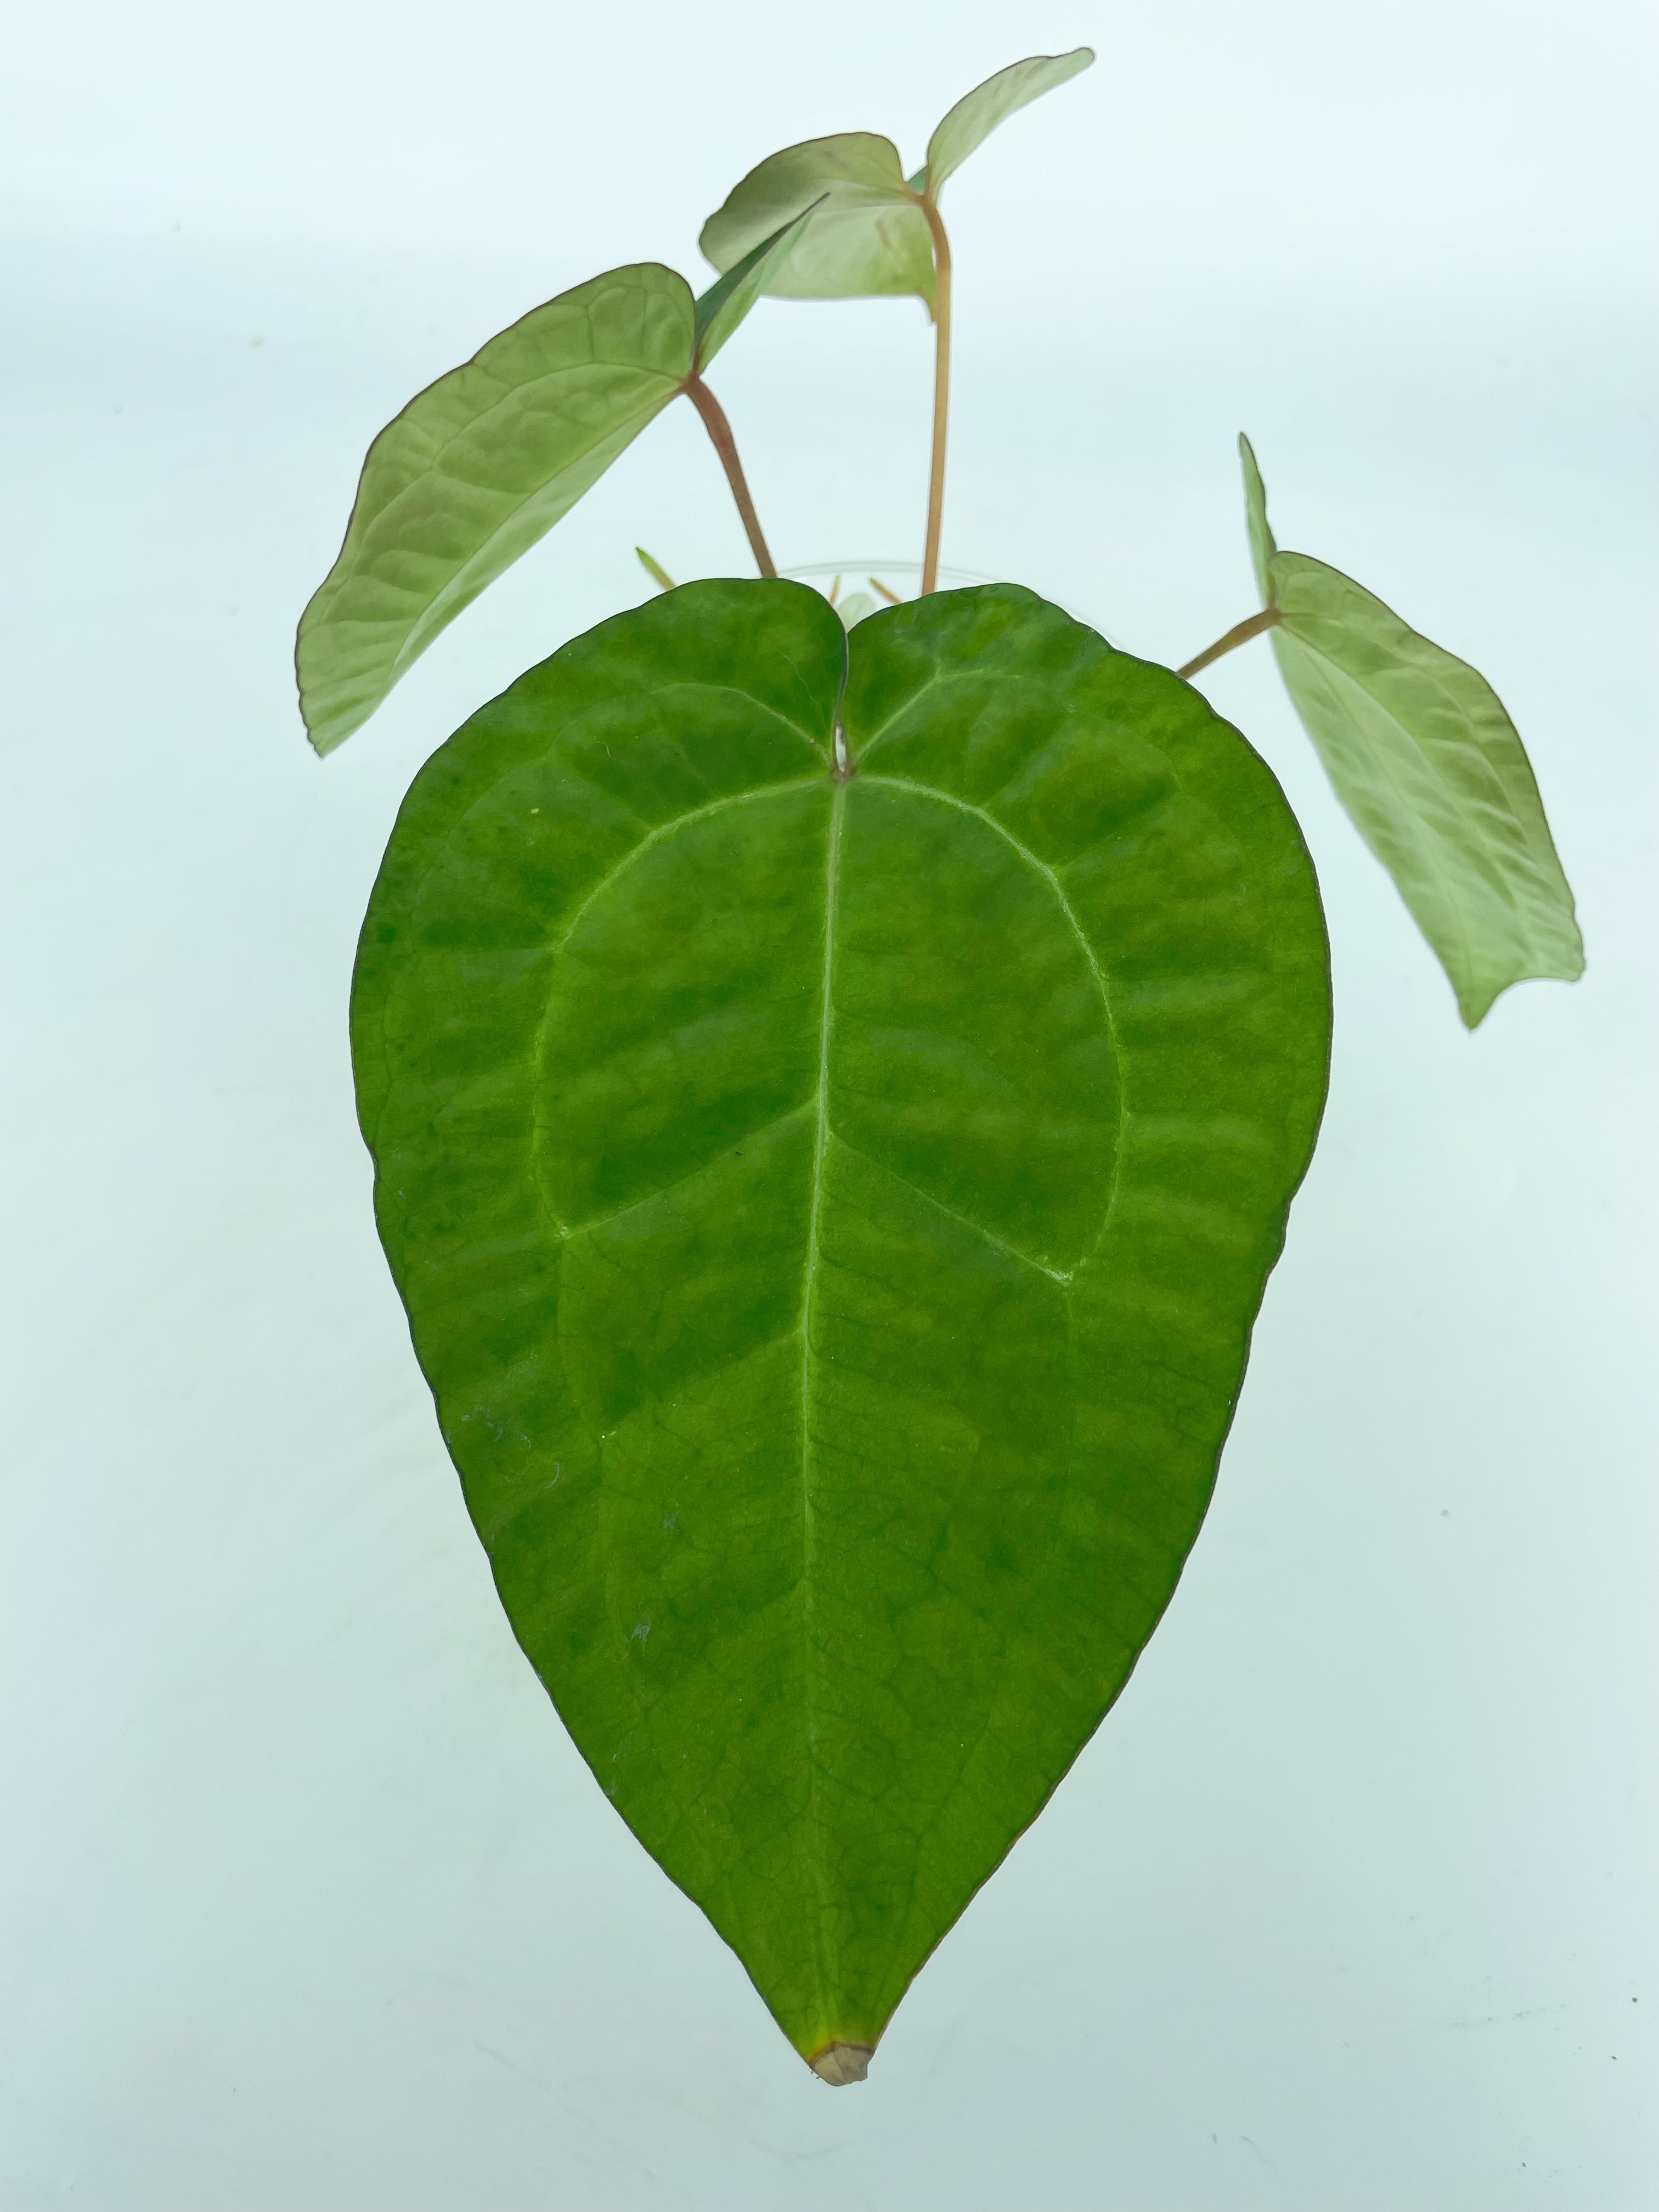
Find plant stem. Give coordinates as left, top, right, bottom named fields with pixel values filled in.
left=1176, top=607, right=1281, bottom=680
left=918, top=197, right=953, bottom=594
left=683, top=374, right=777, bottom=578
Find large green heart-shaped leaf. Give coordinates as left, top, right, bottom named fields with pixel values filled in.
left=352, top=580, right=1330, bottom=2079
left=1240, top=436, right=1584, bottom=1026
left=698, top=49, right=1094, bottom=308
left=295, top=224, right=806, bottom=757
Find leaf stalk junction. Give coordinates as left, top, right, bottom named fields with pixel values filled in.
left=686, top=186, right=956, bottom=600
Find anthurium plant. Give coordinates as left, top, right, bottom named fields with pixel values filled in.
left=296, top=48, right=1583, bottom=2085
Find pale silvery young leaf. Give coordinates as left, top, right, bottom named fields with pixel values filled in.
left=698, top=50, right=1094, bottom=311
left=924, top=48, right=1094, bottom=193
left=1242, top=429, right=1275, bottom=602
left=1240, top=435, right=1584, bottom=1026
left=692, top=201, right=822, bottom=365
left=296, top=265, right=695, bottom=756
left=351, top=579, right=1331, bottom=2078
left=296, top=218, right=809, bottom=757
left=698, top=133, right=934, bottom=308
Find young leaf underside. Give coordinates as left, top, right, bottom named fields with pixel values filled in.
left=295, top=217, right=809, bottom=756
left=692, top=201, right=823, bottom=364
left=352, top=581, right=1331, bottom=2076
left=1239, top=436, right=1583, bottom=1027
left=698, top=133, right=935, bottom=307
left=698, top=49, right=1094, bottom=306
left=923, top=48, right=1094, bottom=191
left=296, top=266, right=696, bottom=757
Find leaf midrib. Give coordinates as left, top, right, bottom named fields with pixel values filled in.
left=535, top=764, right=1122, bottom=1263
left=799, top=777, right=844, bottom=2025
left=527, top=759, right=1122, bottom=2036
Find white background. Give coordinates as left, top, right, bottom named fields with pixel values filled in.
left=2, top=2, right=1655, bottom=2205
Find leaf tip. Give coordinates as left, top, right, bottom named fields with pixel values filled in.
left=1459, top=949, right=1587, bottom=1029
left=297, top=689, right=340, bottom=758
left=1238, top=433, right=1277, bottom=605
left=808, top=2041, right=873, bottom=2086
left=298, top=684, right=362, bottom=758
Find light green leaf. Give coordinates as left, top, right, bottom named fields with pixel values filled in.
left=1239, top=435, right=1584, bottom=1026
left=924, top=48, right=1094, bottom=193
left=352, top=579, right=1331, bottom=2078
left=698, top=133, right=934, bottom=307
left=1240, top=429, right=1275, bottom=603
left=699, top=52, right=1096, bottom=312
left=296, top=264, right=696, bottom=756
left=692, top=201, right=822, bottom=367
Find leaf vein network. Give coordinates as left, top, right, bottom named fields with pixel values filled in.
left=859, top=772, right=1115, bottom=1045
left=829, top=1132, right=1071, bottom=1284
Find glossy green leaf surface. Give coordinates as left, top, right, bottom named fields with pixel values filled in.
left=297, top=264, right=697, bottom=756
left=698, top=133, right=934, bottom=308
left=352, top=579, right=1331, bottom=2076
left=924, top=48, right=1093, bottom=192
left=1240, top=435, right=1584, bottom=1026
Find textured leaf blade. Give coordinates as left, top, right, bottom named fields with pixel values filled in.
left=1239, top=436, right=1584, bottom=1025
left=698, top=133, right=934, bottom=307
left=352, top=580, right=1331, bottom=2073
left=296, top=264, right=695, bottom=755
left=924, top=48, right=1094, bottom=192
